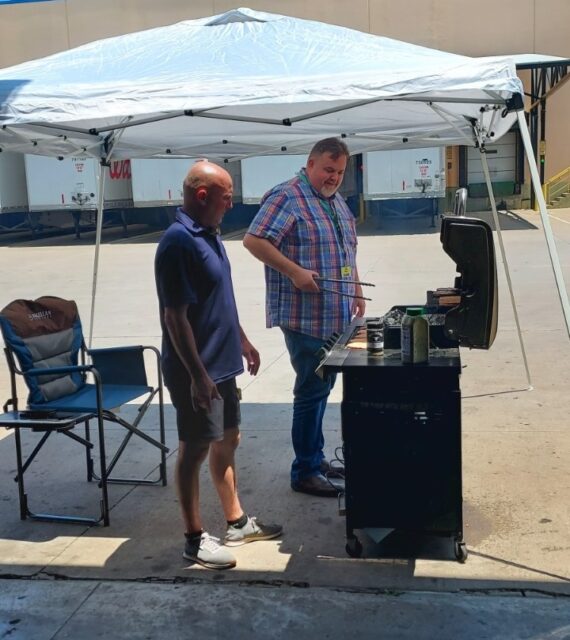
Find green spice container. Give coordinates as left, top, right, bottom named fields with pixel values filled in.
left=401, top=307, right=429, bottom=364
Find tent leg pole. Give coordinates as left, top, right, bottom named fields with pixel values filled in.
left=517, top=109, right=570, bottom=339
left=88, top=162, right=107, bottom=349
left=480, top=151, right=532, bottom=389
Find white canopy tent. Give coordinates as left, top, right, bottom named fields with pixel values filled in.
left=0, top=8, right=523, bottom=159
left=0, top=7, right=568, bottom=379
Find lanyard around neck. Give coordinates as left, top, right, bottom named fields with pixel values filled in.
left=299, top=172, right=343, bottom=242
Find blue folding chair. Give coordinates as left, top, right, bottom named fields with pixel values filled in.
left=0, top=296, right=168, bottom=526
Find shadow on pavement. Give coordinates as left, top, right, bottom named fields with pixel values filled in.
left=0, top=403, right=568, bottom=595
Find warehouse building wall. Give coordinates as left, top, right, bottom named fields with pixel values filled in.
left=0, top=0, right=568, bottom=180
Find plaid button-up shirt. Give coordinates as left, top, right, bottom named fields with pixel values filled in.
left=247, top=170, right=358, bottom=340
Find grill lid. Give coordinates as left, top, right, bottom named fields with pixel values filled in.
left=440, top=215, right=498, bottom=349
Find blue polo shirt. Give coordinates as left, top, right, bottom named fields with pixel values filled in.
left=154, top=208, right=243, bottom=387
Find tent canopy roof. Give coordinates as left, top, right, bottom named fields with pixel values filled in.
left=0, top=7, right=524, bottom=161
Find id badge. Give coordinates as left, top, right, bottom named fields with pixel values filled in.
left=341, top=265, right=352, bottom=278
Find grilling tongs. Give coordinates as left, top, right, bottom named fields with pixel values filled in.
left=314, top=276, right=375, bottom=301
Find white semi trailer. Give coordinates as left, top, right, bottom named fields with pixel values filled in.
left=0, top=152, right=29, bottom=232
left=363, top=147, right=446, bottom=200
left=362, top=147, right=446, bottom=226
left=131, top=159, right=188, bottom=208
left=22, top=155, right=133, bottom=236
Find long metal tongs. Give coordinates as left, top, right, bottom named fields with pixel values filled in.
left=314, top=277, right=375, bottom=287
left=314, top=276, right=374, bottom=301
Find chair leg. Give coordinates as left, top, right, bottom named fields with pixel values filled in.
left=84, top=419, right=94, bottom=482
left=62, top=429, right=93, bottom=449
left=109, top=411, right=169, bottom=452
left=103, top=430, right=134, bottom=480
left=90, top=402, right=169, bottom=487
left=14, top=429, right=29, bottom=520
left=13, top=431, right=51, bottom=482
left=95, top=411, right=110, bottom=526
left=158, top=384, right=167, bottom=487
left=150, top=344, right=168, bottom=487
left=13, top=426, right=104, bottom=526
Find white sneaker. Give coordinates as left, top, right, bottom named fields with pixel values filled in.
left=183, top=532, right=236, bottom=569
left=224, top=516, right=283, bottom=547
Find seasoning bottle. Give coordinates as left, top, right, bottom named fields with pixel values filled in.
left=366, top=318, right=383, bottom=354
left=401, top=307, right=429, bottom=364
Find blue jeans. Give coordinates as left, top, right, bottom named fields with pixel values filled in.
left=281, top=328, right=336, bottom=483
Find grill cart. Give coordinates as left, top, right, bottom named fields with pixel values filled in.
left=317, top=215, right=498, bottom=562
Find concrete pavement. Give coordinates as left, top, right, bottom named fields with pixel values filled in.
left=1, top=579, right=569, bottom=639
left=0, top=209, right=569, bottom=638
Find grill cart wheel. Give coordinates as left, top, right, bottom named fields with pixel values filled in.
left=454, top=539, right=468, bottom=563
left=346, top=535, right=363, bottom=558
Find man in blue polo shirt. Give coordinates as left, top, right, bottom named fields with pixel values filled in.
left=155, top=160, right=282, bottom=570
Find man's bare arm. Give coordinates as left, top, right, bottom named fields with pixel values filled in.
left=351, top=266, right=366, bottom=317
left=163, top=305, right=220, bottom=410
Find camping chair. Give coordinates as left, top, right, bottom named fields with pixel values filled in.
left=0, top=296, right=168, bottom=526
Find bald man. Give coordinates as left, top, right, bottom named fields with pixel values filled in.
left=155, top=161, right=282, bottom=570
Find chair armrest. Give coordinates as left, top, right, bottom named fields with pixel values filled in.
left=26, top=364, right=94, bottom=377
left=87, top=346, right=144, bottom=356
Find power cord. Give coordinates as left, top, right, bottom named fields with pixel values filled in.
left=323, top=445, right=346, bottom=490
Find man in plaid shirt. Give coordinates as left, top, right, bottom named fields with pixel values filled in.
left=244, top=138, right=365, bottom=496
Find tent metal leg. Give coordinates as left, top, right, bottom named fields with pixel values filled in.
left=87, top=125, right=127, bottom=347
left=480, top=151, right=532, bottom=389
left=517, top=110, right=570, bottom=340
left=88, top=161, right=107, bottom=348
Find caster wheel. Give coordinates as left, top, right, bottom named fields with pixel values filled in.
left=346, top=537, right=363, bottom=558
left=454, top=540, right=468, bottom=563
